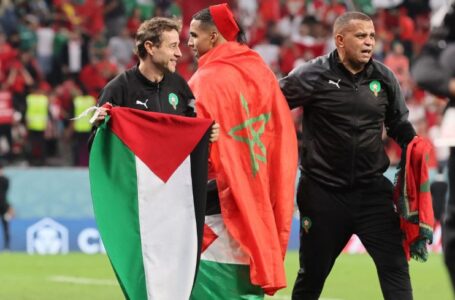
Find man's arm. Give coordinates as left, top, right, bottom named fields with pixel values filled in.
left=180, top=78, right=197, bottom=117
left=88, top=80, right=125, bottom=148
left=450, top=78, right=455, bottom=96
left=279, top=63, right=317, bottom=109
left=92, top=77, right=126, bottom=125
left=92, top=88, right=113, bottom=126
left=384, top=68, right=416, bottom=147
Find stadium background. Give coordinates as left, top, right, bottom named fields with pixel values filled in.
left=0, top=0, right=453, bottom=299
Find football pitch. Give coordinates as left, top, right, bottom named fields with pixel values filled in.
left=0, top=252, right=451, bottom=300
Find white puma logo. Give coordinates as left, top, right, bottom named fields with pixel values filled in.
left=136, top=99, right=149, bottom=109
left=328, top=79, right=341, bottom=89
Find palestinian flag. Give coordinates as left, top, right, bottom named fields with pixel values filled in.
left=89, top=107, right=212, bottom=300
left=191, top=214, right=264, bottom=299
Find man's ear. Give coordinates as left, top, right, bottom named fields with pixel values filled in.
left=210, top=31, right=219, bottom=45
left=144, top=41, right=155, bottom=56
left=335, top=34, right=344, bottom=48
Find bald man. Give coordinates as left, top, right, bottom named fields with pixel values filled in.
left=280, top=12, right=416, bottom=300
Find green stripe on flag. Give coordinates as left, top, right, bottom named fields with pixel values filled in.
left=420, top=180, right=430, bottom=192
left=190, top=260, right=264, bottom=300
left=89, top=126, right=147, bottom=300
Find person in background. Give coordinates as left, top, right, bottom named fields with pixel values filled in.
left=0, top=163, right=13, bottom=250
left=411, top=0, right=455, bottom=294
left=25, top=83, right=49, bottom=166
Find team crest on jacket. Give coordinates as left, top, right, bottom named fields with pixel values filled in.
left=168, top=93, right=179, bottom=110
left=301, top=217, right=312, bottom=234
left=369, top=80, right=381, bottom=97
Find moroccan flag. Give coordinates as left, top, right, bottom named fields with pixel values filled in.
left=189, top=42, right=298, bottom=295
left=394, top=136, right=434, bottom=262
left=89, top=107, right=212, bottom=300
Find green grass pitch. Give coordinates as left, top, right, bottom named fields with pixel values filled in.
left=0, top=252, right=451, bottom=300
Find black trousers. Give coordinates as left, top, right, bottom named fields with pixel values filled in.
left=0, top=124, right=12, bottom=161
left=1, top=214, right=9, bottom=250
left=443, top=147, right=455, bottom=293
left=292, top=175, right=412, bottom=300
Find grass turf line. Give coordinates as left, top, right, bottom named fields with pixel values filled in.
left=0, top=252, right=451, bottom=300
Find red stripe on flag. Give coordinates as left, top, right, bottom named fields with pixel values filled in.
left=202, top=224, right=218, bottom=253
left=108, top=107, right=212, bottom=182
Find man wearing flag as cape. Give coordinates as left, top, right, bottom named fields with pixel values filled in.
left=188, top=3, right=298, bottom=298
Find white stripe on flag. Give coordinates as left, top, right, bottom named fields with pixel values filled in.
left=136, top=156, right=197, bottom=300
left=202, top=214, right=249, bottom=265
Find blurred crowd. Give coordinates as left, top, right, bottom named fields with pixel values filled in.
left=0, top=0, right=450, bottom=168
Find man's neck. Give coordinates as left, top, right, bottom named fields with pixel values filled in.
left=214, top=38, right=227, bottom=48
left=337, top=50, right=365, bottom=75
left=198, top=39, right=227, bottom=61
left=138, top=61, right=164, bottom=83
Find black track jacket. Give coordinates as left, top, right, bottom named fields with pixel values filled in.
left=280, top=50, right=416, bottom=188
left=98, top=65, right=195, bottom=116
left=88, top=66, right=195, bottom=149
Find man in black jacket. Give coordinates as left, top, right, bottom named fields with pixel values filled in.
left=95, top=17, right=196, bottom=118
left=93, top=17, right=219, bottom=141
left=411, top=1, right=455, bottom=293
left=280, top=12, right=415, bottom=300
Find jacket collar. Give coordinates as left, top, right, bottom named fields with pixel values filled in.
left=133, top=64, right=169, bottom=87
left=329, top=50, right=374, bottom=78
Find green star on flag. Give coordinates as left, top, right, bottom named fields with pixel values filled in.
left=228, top=94, right=271, bottom=176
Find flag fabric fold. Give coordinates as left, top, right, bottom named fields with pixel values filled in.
left=189, top=42, right=298, bottom=295
left=89, top=107, right=212, bottom=299
left=191, top=214, right=264, bottom=300
left=394, top=136, right=435, bottom=262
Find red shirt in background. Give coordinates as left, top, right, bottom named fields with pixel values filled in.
left=259, top=0, right=281, bottom=22
left=77, top=0, right=105, bottom=37
left=0, top=91, right=14, bottom=125
left=399, top=14, right=415, bottom=41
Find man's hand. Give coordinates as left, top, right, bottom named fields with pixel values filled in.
left=93, top=107, right=109, bottom=126
left=449, top=78, right=455, bottom=97
left=92, top=103, right=113, bottom=126
left=210, top=123, right=220, bottom=142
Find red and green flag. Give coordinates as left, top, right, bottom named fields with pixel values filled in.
left=191, top=215, right=264, bottom=299
left=89, top=107, right=212, bottom=299
left=189, top=42, right=298, bottom=296
left=393, top=136, right=435, bottom=262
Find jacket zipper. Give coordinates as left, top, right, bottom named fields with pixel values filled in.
left=156, top=82, right=161, bottom=112
left=350, top=81, right=359, bottom=187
